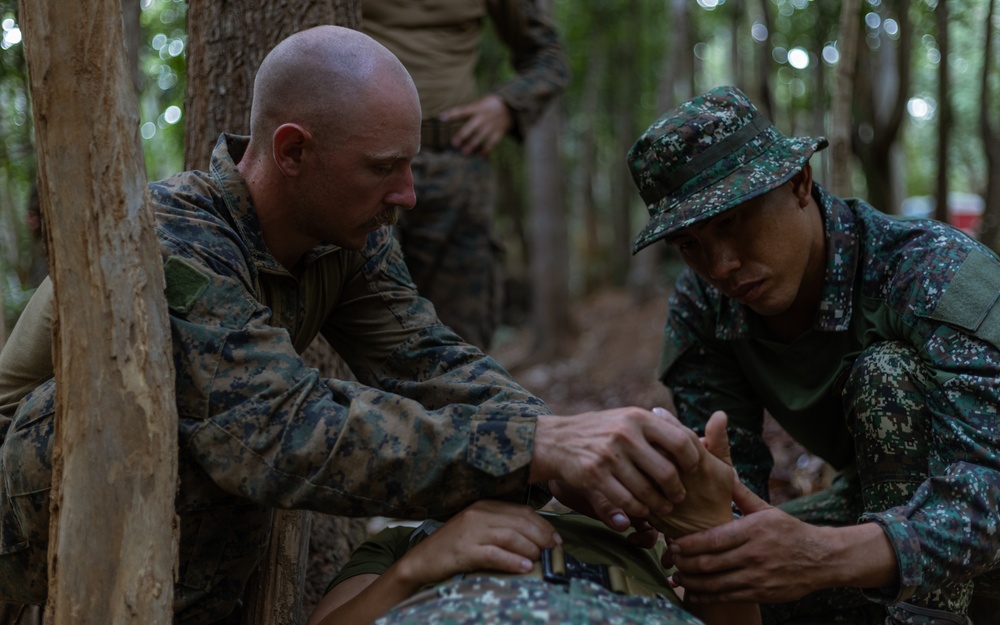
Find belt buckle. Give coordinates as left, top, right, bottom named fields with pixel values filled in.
left=541, top=547, right=568, bottom=585
left=542, top=547, right=615, bottom=591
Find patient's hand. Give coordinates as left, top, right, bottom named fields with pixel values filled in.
left=646, top=410, right=737, bottom=538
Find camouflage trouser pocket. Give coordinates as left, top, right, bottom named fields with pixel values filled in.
left=0, top=378, right=55, bottom=604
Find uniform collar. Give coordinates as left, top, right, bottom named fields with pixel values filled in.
left=210, top=133, right=340, bottom=276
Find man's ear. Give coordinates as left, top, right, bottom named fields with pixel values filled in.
left=790, top=161, right=814, bottom=207
left=272, top=123, right=310, bottom=178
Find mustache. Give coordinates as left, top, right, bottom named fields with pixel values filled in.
left=364, top=206, right=400, bottom=229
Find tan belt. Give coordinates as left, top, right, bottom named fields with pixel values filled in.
left=469, top=546, right=662, bottom=599
left=420, top=118, right=464, bottom=152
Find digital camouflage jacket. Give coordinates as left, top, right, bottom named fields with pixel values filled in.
left=661, top=182, right=1000, bottom=603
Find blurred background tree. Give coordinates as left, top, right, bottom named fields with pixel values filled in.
left=1, top=0, right=998, bottom=345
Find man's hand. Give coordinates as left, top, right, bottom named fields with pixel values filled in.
left=439, top=94, right=513, bottom=156
left=668, top=479, right=899, bottom=605
left=545, top=483, right=661, bottom=547
left=530, top=407, right=703, bottom=522
left=398, top=500, right=560, bottom=588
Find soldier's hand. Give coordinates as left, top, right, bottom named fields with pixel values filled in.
left=439, top=94, right=513, bottom=156
left=546, top=482, right=659, bottom=546
left=399, top=500, right=560, bottom=589
left=530, top=407, right=702, bottom=521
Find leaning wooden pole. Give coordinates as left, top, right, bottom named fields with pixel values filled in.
left=19, top=1, right=179, bottom=623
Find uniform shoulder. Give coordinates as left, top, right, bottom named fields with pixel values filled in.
left=852, top=202, right=999, bottom=321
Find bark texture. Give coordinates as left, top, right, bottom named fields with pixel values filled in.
left=19, top=0, right=178, bottom=624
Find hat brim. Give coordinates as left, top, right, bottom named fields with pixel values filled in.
left=631, top=135, right=828, bottom=254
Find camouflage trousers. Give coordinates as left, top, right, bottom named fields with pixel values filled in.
left=762, top=341, right=1000, bottom=625
left=372, top=575, right=705, bottom=625
left=0, top=377, right=273, bottom=624
left=396, top=149, right=503, bottom=350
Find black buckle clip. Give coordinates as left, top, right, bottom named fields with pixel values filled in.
left=541, top=547, right=613, bottom=590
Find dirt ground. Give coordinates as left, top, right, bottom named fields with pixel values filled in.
left=491, top=287, right=832, bottom=505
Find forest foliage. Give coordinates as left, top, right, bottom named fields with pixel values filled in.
left=1, top=0, right=999, bottom=333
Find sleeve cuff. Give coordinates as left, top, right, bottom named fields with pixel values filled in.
left=858, top=510, right=922, bottom=603
left=466, top=413, right=536, bottom=477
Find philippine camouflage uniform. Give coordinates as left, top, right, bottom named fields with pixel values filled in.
left=371, top=577, right=705, bottom=625
left=325, top=513, right=707, bottom=625
left=363, top=0, right=570, bottom=349
left=661, top=182, right=1000, bottom=623
left=0, top=135, right=552, bottom=624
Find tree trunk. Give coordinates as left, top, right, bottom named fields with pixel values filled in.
left=610, top=0, right=640, bottom=289
left=934, top=0, right=950, bottom=223
left=979, top=0, right=1000, bottom=251
left=578, top=27, right=607, bottom=293
left=241, top=511, right=312, bottom=625
left=0, top=283, right=6, bottom=351
left=628, top=0, right=694, bottom=302
left=522, top=0, right=570, bottom=360
left=662, top=0, right=693, bottom=109
left=183, top=4, right=364, bottom=623
left=730, top=0, right=745, bottom=89
left=851, top=0, right=911, bottom=213
left=19, top=1, right=178, bottom=624
left=831, top=0, right=862, bottom=197
left=810, top=6, right=832, bottom=185
left=121, top=0, right=143, bottom=94
left=752, top=0, right=775, bottom=121
left=527, top=98, right=571, bottom=360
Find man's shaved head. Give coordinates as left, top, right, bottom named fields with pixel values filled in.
left=249, top=25, right=417, bottom=148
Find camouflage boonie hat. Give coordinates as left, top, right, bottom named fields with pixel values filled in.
left=628, top=85, right=828, bottom=254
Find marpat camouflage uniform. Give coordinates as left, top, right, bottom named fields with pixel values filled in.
left=661, top=183, right=1000, bottom=621
left=363, top=0, right=570, bottom=349
left=0, top=135, right=551, bottom=623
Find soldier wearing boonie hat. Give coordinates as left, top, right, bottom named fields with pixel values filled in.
left=631, top=86, right=1000, bottom=624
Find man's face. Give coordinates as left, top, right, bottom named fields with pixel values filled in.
left=665, top=175, right=825, bottom=321
left=298, top=84, right=420, bottom=250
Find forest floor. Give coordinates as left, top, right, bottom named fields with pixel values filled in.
left=490, top=286, right=833, bottom=506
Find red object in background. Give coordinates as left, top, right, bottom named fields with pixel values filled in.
left=900, top=192, right=984, bottom=239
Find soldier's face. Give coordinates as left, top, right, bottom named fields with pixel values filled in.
left=665, top=169, right=826, bottom=323
left=300, top=82, right=420, bottom=250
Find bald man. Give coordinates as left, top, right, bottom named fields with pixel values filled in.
left=0, top=27, right=705, bottom=623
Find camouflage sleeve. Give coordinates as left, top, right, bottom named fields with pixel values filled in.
left=486, top=0, right=570, bottom=138
left=660, top=268, right=772, bottom=501
left=162, top=219, right=549, bottom=521
left=859, top=289, right=1000, bottom=602
left=0, top=277, right=55, bottom=420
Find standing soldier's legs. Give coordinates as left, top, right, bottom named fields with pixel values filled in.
left=397, top=151, right=502, bottom=350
